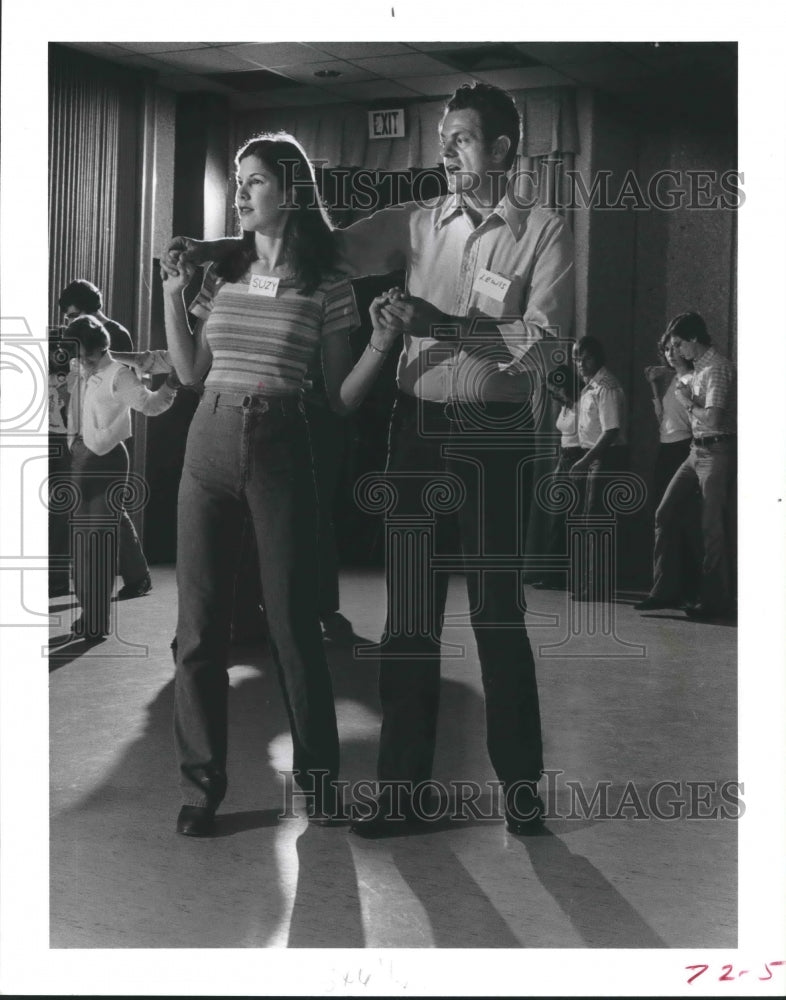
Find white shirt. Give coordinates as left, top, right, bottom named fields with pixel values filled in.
left=659, top=375, right=692, bottom=443
left=577, top=366, right=626, bottom=448
left=555, top=404, right=580, bottom=448
left=68, top=358, right=176, bottom=456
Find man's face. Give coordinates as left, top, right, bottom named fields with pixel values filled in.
left=439, top=108, right=498, bottom=196
left=573, top=348, right=600, bottom=382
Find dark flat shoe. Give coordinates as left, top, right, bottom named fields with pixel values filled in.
left=176, top=805, right=216, bottom=837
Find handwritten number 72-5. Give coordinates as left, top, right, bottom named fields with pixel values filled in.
left=686, top=961, right=784, bottom=984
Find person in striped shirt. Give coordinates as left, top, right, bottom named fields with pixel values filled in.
left=162, top=133, right=399, bottom=837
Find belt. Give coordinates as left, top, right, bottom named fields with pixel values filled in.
left=692, top=434, right=735, bottom=447
left=201, top=388, right=304, bottom=414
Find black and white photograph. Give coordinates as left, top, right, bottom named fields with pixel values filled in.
left=1, top=0, right=784, bottom=995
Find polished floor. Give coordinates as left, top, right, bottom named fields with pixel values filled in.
left=49, top=566, right=738, bottom=950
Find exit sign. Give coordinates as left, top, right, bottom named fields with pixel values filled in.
left=368, top=108, right=406, bottom=139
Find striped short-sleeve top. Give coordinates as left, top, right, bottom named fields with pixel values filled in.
left=189, top=263, right=360, bottom=395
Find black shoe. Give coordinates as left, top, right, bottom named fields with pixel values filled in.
left=117, top=573, right=152, bottom=600
left=176, top=805, right=216, bottom=837
left=683, top=602, right=735, bottom=621
left=634, top=596, right=680, bottom=611
left=320, top=611, right=355, bottom=645
left=504, top=784, right=545, bottom=835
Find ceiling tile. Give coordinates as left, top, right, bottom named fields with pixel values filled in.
left=513, top=42, right=621, bottom=65
left=351, top=53, right=455, bottom=77
left=272, top=60, right=379, bottom=85
left=59, top=42, right=130, bottom=61
left=472, top=66, right=577, bottom=90
left=324, top=79, right=422, bottom=101
left=144, top=47, right=264, bottom=73
left=112, top=42, right=216, bottom=54
left=220, top=42, right=327, bottom=67
left=407, top=42, right=497, bottom=52
left=305, top=42, right=415, bottom=59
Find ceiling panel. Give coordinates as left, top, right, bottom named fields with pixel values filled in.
left=351, top=53, right=455, bottom=77
left=144, top=46, right=264, bottom=73
left=113, top=42, right=217, bottom=54
left=407, top=42, right=499, bottom=52
left=154, top=73, right=236, bottom=94
left=273, top=60, right=380, bottom=85
left=220, top=42, right=328, bottom=67
left=232, top=86, right=351, bottom=109
left=305, top=42, right=415, bottom=59
left=61, top=41, right=131, bottom=61
left=556, top=54, right=658, bottom=87
left=513, top=41, right=622, bottom=65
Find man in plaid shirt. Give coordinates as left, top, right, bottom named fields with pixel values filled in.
left=635, top=312, right=736, bottom=620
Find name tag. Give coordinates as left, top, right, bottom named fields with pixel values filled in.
left=474, top=269, right=511, bottom=303
left=248, top=275, right=280, bottom=297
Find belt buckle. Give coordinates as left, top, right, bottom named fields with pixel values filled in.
left=241, top=394, right=253, bottom=408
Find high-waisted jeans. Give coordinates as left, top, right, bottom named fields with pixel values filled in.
left=173, top=390, right=339, bottom=808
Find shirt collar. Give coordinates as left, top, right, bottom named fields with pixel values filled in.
left=584, top=365, right=609, bottom=391
left=433, top=188, right=531, bottom=238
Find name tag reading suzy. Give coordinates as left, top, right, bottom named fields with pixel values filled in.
left=248, top=275, right=280, bottom=297
left=474, top=269, right=511, bottom=303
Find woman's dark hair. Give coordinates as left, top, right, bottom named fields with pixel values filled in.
left=68, top=315, right=110, bottom=355
left=665, top=311, right=711, bottom=346
left=58, top=279, right=102, bottom=314
left=546, top=363, right=579, bottom=404
left=443, top=83, right=521, bottom=170
left=216, top=132, right=335, bottom=294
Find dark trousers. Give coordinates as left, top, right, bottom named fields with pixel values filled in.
left=69, top=439, right=129, bottom=635
left=652, top=440, right=736, bottom=609
left=377, top=393, right=544, bottom=790
left=49, top=437, right=148, bottom=594
left=173, top=394, right=339, bottom=808
left=229, top=401, right=348, bottom=631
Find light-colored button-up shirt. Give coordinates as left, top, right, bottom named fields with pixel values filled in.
left=684, top=347, right=736, bottom=437
left=336, top=192, right=574, bottom=403
left=577, top=366, right=626, bottom=448
left=67, top=358, right=176, bottom=456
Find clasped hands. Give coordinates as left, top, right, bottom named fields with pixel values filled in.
left=369, top=286, right=448, bottom=340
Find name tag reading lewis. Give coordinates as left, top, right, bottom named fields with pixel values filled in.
left=249, top=275, right=280, bottom=297
left=474, top=269, right=511, bottom=303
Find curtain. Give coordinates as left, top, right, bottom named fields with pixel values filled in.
left=48, top=45, right=145, bottom=329
left=233, top=86, right=579, bottom=171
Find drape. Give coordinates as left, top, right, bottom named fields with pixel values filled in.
left=232, top=86, right=579, bottom=171
left=48, top=45, right=144, bottom=329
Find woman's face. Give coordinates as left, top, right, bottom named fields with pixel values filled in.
left=664, top=337, right=689, bottom=370
left=235, top=154, right=288, bottom=234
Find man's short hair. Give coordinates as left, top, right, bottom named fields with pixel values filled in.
left=665, top=311, right=711, bottom=346
left=58, top=279, right=103, bottom=315
left=444, top=83, right=521, bottom=170
left=574, top=336, right=606, bottom=367
left=68, top=315, right=110, bottom=355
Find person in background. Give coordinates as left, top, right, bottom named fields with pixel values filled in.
left=65, top=316, right=178, bottom=640
left=58, top=279, right=153, bottom=600
left=570, top=336, right=628, bottom=600
left=530, top=363, right=582, bottom=590
left=637, top=328, right=700, bottom=607
left=635, top=312, right=736, bottom=619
